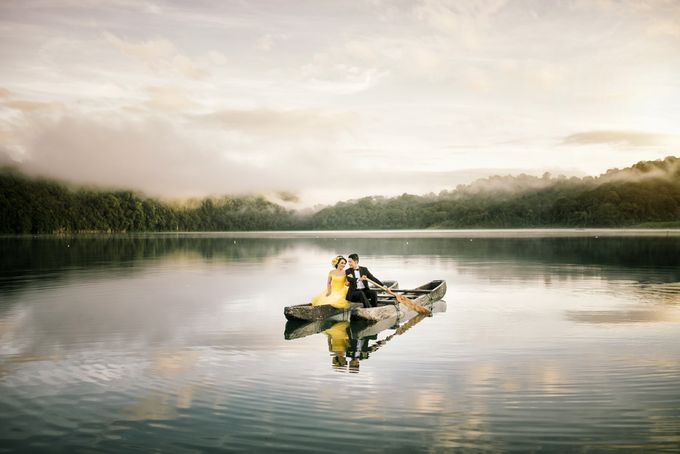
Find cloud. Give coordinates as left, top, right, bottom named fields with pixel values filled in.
left=561, top=130, right=664, bottom=147
left=300, top=59, right=388, bottom=94
left=144, top=86, right=199, bottom=112
left=256, top=33, right=288, bottom=52
left=192, top=108, right=356, bottom=138
left=103, top=32, right=209, bottom=79
left=207, top=50, right=227, bottom=65
left=0, top=87, right=64, bottom=113
left=4, top=99, right=64, bottom=112
left=2, top=110, right=363, bottom=201
left=412, top=0, right=509, bottom=46
left=2, top=0, right=679, bottom=205
left=103, top=32, right=174, bottom=60
left=647, top=19, right=680, bottom=38
left=9, top=113, right=256, bottom=195
left=1, top=108, right=539, bottom=205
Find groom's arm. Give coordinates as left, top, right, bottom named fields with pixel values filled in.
left=363, top=268, right=384, bottom=288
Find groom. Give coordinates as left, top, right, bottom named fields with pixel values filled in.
left=345, top=253, right=385, bottom=308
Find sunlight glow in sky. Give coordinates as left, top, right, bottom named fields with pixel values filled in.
left=1, top=0, right=679, bottom=205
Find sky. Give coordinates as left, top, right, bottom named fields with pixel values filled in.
left=1, top=0, right=679, bottom=206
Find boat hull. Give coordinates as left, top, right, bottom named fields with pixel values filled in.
left=352, top=280, right=447, bottom=321
left=284, top=280, right=398, bottom=322
left=352, top=300, right=447, bottom=339
left=284, top=299, right=447, bottom=341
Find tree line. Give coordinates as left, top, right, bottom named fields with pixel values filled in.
left=1, top=156, right=679, bottom=233
left=0, top=170, right=297, bottom=233
left=306, top=156, right=680, bottom=229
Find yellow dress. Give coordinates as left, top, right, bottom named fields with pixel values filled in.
left=324, top=321, right=350, bottom=354
left=311, top=273, right=350, bottom=309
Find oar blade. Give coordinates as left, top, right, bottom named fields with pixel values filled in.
left=396, top=294, right=431, bottom=315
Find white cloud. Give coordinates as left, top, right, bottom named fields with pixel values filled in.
left=0, top=110, right=362, bottom=201
left=255, top=33, right=288, bottom=52
left=192, top=108, right=356, bottom=139
left=1, top=0, right=679, bottom=204
left=103, top=32, right=208, bottom=79
left=412, top=0, right=509, bottom=46
left=1, top=108, right=551, bottom=205
left=561, top=130, right=666, bottom=148
left=207, top=50, right=227, bottom=65
left=143, top=86, right=199, bottom=112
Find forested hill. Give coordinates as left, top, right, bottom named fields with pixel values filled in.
left=1, top=156, right=679, bottom=233
left=0, top=171, right=298, bottom=233
left=308, top=156, right=680, bottom=229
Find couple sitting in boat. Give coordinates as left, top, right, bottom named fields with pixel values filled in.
left=310, top=253, right=385, bottom=309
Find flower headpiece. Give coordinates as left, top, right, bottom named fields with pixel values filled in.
left=331, top=255, right=345, bottom=268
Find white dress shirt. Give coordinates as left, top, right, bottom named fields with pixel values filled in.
left=354, top=268, right=365, bottom=290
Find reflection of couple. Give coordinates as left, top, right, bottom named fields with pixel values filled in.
left=310, top=253, right=385, bottom=309
left=324, top=320, right=374, bottom=372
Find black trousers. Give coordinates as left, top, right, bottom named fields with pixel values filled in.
left=348, top=288, right=378, bottom=308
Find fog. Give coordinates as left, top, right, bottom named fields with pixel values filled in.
left=1, top=0, right=679, bottom=205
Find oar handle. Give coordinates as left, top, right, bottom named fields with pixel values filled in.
left=368, top=278, right=431, bottom=315
left=366, top=278, right=396, bottom=297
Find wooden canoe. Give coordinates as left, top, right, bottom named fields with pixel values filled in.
left=284, top=318, right=341, bottom=340
left=284, top=300, right=447, bottom=340
left=351, top=300, right=447, bottom=339
left=352, top=280, right=447, bottom=322
left=284, top=280, right=398, bottom=322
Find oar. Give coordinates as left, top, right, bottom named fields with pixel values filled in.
left=389, top=289, right=432, bottom=294
left=366, top=279, right=431, bottom=315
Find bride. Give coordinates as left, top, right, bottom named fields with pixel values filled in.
left=310, top=255, right=350, bottom=309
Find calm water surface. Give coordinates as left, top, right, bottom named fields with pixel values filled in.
left=1, top=231, right=680, bottom=452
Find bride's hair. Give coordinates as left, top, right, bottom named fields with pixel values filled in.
left=331, top=255, right=346, bottom=268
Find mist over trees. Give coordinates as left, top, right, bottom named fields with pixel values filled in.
left=1, top=156, right=679, bottom=233
left=309, top=156, right=680, bottom=229
left=0, top=170, right=297, bottom=233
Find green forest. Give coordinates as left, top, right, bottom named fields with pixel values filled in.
left=0, top=173, right=297, bottom=233
left=1, top=156, right=679, bottom=233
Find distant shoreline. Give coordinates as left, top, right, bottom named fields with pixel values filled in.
left=4, top=228, right=680, bottom=239
left=3, top=157, right=679, bottom=234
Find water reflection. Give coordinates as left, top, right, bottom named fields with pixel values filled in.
left=2, top=233, right=680, bottom=452
left=3, top=234, right=680, bottom=299
left=286, top=301, right=448, bottom=374
left=565, top=308, right=680, bottom=324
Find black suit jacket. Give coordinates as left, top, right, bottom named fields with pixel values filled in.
left=345, top=266, right=384, bottom=295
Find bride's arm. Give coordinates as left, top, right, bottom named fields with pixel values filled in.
left=325, top=273, right=332, bottom=296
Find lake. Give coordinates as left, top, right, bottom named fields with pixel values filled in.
left=1, top=231, right=680, bottom=452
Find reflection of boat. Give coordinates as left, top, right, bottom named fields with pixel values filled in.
left=354, top=300, right=448, bottom=359
left=283, top=297, right=445, bottom=340
left=284, top=300, right=447, bottom=343
left=353, top=280, right=447, bottom=321
left=284, top=280, right=398, bottom=322
left=352, top=300, right=447, bottom=339
left=284, top=318, right=345, bottom=340
left=284, top=300, right=447, bottom=373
